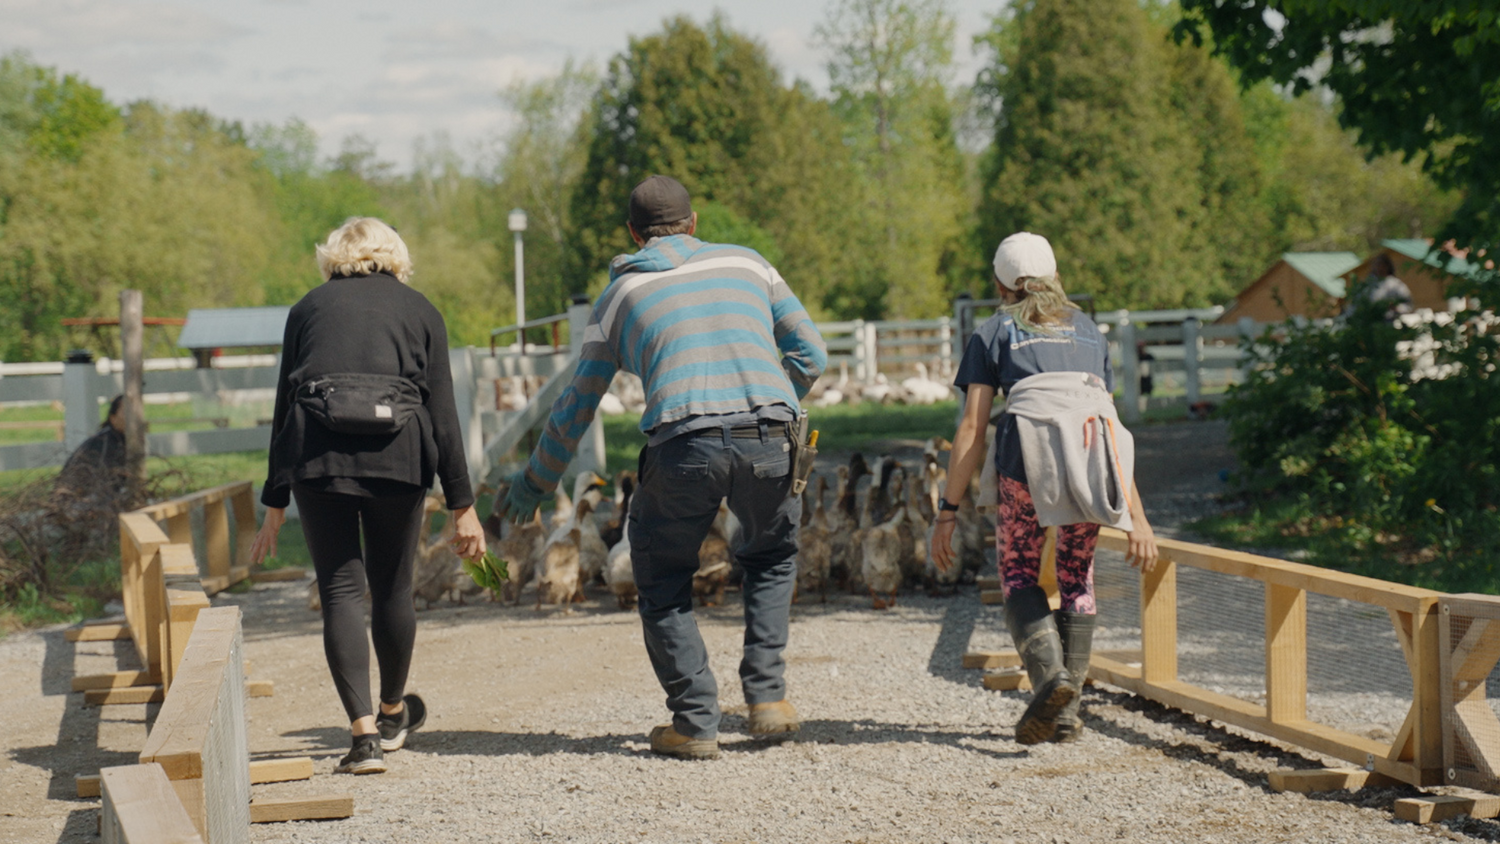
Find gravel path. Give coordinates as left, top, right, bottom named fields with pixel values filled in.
left=1, top=420, right=1489, bottom=843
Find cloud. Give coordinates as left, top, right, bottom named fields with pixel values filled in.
left=0, top=0, right=247, bottom=51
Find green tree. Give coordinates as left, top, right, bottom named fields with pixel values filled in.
left=814, top=0, right=969, bottom=317
left=1176, top=0, right=1499, bottom=250
left=974, top=0, right=1222, bottom=309
left=247, top=119, right=389, bottom=304
left=569, top=15, right=860, bottom=316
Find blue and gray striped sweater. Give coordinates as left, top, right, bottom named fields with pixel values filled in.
left=524, top=234, right=828, bottom=493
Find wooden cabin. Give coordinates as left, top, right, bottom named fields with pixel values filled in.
left=1217, top=252, right=1358, bottom=324
left=1347, top=239, right=1473, bottom=312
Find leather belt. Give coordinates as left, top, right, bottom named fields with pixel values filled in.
left=693, top=422, right=791, bottom=439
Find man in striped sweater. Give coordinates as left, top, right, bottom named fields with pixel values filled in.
left=498, top=175, right=827, bottom=759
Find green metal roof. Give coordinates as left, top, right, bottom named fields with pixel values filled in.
left=1382, top=239, right=1478, bottom=277
left=1281, top=252, right=1360, bottom=298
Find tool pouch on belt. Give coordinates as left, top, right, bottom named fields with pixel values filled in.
left=296, top=372, right=423, bottom=436
left=788, top=411, right=818, bottom=497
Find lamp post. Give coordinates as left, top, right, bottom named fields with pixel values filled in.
left=508, top=208, right=528, bottom=353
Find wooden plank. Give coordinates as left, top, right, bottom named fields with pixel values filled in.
left=66, top=623, right=131, bottom=642
left=247, top=680, right=274, bottom=697
left=975, top=576, right=1001, bottom=591
left=1097, top=528, right=1438, bottom=612
left=138, top=482, right=246, bottom=522
left=982, top=671, right=1031, bottom=691
left=159, top=544, right=200, bottom=580
left=165, top=587, right=211, bottom=691
left=979, top=590, right=1004, bottom=606
left=230, top=486, right=257, bottom=573
left=1265, top=583, right=1307, bottom=723
left=99, top=763, right=205, bottom=844
left=140, top=546, right=167, bottom=684
left=203, top=499, right=231, bottom=585
left=1140, top=555, right=1177, bottom=684
left=250, top=568, right=309, bottom=583
left=964, top=651, right=1021, bottom=670
left=139, top=606, right=251, bottom=841
left=80, top=614, right=128, bottom=627
left=85, top=685, right=164, bottom=706
left=72, top=670, right=153, bottom=692
left=1395, top=794, right=1500, bottom=824
left=1408, top=600, right=1443, bottom=776
left=1089, top=654, right=1424, bottom=785
left=249, top=795, right=354, bottom=824
left=1453, top=698, right=1500, bottom=780
left=166, top=512, right=192, bottom=546
left=1267, top=768, right=1398, bottom=793
left=964, top=648, right=1141, bottom=670
left=247, top=757, right=313, bottom=784
left=85, top=757, right=316, bottom=796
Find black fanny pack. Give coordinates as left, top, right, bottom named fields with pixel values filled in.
left=296, top=373, right=422, bottom=436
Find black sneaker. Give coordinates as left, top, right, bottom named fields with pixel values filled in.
left=335, top=734, right=386, bottom=774
left=376, top=693, right=427, bottom=752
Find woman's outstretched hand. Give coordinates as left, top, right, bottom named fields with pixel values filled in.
left=1126, top=519, right=1158, bottom=571
left=250, top=507, right=286, bottom=567
left=929, top=517, right=958, bottom=573
left=450, top=506, right=486, bottom=561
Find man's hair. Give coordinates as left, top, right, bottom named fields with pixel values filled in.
left=107, top=395, right=124, bottom=417
left=635, top=215, right=694, bottom=240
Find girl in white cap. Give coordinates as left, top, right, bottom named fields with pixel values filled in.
left=931, top=232, right=1157, bottom=744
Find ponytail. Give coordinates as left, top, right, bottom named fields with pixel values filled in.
left=1002, top=274, right=1078, bottom=335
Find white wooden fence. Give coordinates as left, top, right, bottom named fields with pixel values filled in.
left=0, top=304, right=1270, bottom=475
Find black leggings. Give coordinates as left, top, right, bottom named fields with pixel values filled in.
left=292, top=484, right=426, bottom=723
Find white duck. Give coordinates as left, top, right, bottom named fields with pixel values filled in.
left=812, top=360, right=850, bottom=408
left=901, top=363, right=952, bottom=405
left=605, top=526, right=636, bottom=609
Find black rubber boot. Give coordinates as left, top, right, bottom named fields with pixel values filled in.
left=1004, top=586, right=1075, bottom=745
left=1052, top=611, right=1096, bottom=743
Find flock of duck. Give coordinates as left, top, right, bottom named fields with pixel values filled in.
left=413, top=437, right=993, bottom=613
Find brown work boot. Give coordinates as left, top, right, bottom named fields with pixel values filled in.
left=747, top=700, right=801, bottom=736
left=648, top=724, right=720, bottom=760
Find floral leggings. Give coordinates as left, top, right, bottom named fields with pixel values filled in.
left=997, top=474, right=1099, bottom=615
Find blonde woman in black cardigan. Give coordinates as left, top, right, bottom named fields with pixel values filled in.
left=250, top=217, right=485, bottom=774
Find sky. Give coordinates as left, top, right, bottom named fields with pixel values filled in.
left=1, top=0, right=1005, bottom=168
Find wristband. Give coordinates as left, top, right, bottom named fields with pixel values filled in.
left=938, top=499, right=961, bottom=513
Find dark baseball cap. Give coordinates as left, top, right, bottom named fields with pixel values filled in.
left=628, top=175, right=693, bottom=229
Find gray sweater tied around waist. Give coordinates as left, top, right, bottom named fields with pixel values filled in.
left=1004, top=371, right=1135, bottom=531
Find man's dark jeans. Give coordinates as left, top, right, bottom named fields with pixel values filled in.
left=628, top=423, right=801, bottom=740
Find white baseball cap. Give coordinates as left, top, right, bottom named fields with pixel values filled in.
left=992, top=232, right=1057, bottom=291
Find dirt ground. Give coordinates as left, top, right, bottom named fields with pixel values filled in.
left=1, top=419, right=1482, bottom=843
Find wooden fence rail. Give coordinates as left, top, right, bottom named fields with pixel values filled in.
left=966, top=527, right=1448, bottom=788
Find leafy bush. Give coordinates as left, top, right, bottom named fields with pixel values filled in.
left=1222, top=288, right=1500, bottom=589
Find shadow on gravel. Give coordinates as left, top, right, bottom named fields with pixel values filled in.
left=15, top=631, right=134, bottom=801
left=1084, top=687, right=1437, bottom=822
left=725, top=718, right=1029, bottom=761
left=400, top=730, right=642, bottom=757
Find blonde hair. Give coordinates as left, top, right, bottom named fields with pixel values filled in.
left=1002, top=274, right=1079, bottom=335
left=316, top=217, right=412, bottom=283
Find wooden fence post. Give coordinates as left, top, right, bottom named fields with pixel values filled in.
left=1265, top=583, right=1308, bottom=723
left=120, top=289, right=146, bottom=492
left=1140, top=554, right=1177, bottom=684
left=203, top=499, right=231, bottom=589
left=1118, top=320, right=1141, bottom=423
left=1182, top=317, right=1202, bottom=410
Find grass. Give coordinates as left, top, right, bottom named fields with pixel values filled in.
left=0, top=400, right=275, bottom=445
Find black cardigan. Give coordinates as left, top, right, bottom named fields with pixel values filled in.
left=262, top=273, right=474, bottom=510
